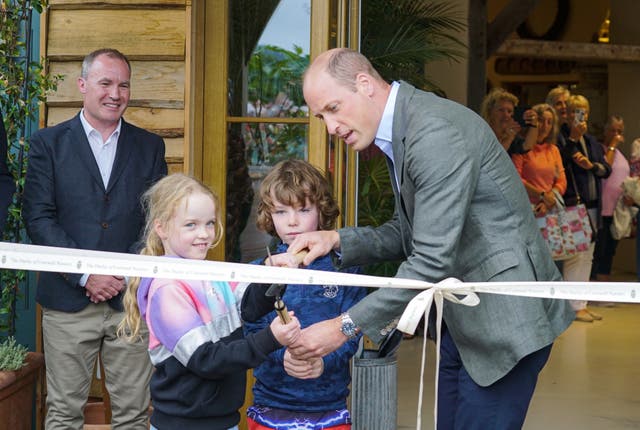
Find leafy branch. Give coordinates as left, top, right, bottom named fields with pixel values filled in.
left=0, top=0, right=62, bottom=337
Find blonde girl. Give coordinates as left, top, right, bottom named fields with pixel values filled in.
left=119, top=173, right=300, bottom=430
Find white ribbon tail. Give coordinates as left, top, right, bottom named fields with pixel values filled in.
left=398, top=278, right=480, bottom=430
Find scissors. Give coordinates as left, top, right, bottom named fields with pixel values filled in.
left=265, top=246, right=291, bottom=324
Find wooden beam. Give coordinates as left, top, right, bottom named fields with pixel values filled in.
left=467, top=0, right=487, bottom=113
left=496, top=39, right=640, bottom=63
left=486, top=0, right=541, bottom=56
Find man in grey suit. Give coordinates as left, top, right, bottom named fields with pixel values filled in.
left=23, top=48, right=167, bottom=429
left=288, top=48, right=574, bottom=429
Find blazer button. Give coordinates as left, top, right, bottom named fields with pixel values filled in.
left=101, top=222, right=108, bottom=229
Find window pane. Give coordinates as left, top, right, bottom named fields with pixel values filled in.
left=228, top=0, right=310, bottom=119
left=242, top=122, right=308, bottom=166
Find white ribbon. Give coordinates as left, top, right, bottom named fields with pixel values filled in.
left=1, top=241, right=639, bottom=430
left=397, top=278, right=480, bottom=430
left=397, top=278, right=639, bottom=430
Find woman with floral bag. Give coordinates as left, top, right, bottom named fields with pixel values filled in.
left=559, top=95, right=611, bottom=322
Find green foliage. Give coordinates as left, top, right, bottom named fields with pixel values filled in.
left=357, top=0, right=466, bottom=276
left=244, top=45, right=309, bottom=165
left=0, top=336, right=28, bottom=371
left=0, top=0, right=62, bottom=336
left=362, top=0, right=466, bottom=92
left=247, top=44, right=308, bottom=110
left=357, top=152, right=402, bottom=277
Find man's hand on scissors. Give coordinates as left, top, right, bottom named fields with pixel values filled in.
left=287, top=230, right=340, bottom=266
left=265, top=252, right=301, bottom=268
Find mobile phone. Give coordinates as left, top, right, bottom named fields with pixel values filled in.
left=574, top=108, right=586, bottom=125
left=513, top=106, right=531, bottom=128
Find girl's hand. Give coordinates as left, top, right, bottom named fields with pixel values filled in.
left=270, top=313, right=301, bottom=346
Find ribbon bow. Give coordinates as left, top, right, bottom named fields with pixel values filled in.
left=397, top=278, right=480, bottom=430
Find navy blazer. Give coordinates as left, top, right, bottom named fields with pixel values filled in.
left=23, top=113, right=167, bottom=312
left=559, top=124, right=611, bottom=208
left=0, top=111, right=16, bottom=233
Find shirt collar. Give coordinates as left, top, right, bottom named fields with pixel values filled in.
left=79, top=108, right=122, bottom=143
left=374, top=81, right=399, bottom=156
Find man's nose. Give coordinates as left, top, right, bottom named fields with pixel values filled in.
left=324, top=117, right=339, bottom=135
left=109, top=86, right=121, bottom=99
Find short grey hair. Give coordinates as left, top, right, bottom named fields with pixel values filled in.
left=81, top=48, right=131, bottom=79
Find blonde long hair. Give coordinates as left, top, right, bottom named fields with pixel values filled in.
left=118, top=173, right=223, bottom=341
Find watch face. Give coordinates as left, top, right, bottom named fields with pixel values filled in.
left=341, top=319, right=356, bottom=338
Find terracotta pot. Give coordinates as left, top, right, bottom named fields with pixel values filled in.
left=0, top=351, right=45, bottom=430
left=82, top=400, right=153, bottom=429
left=83, top=401, right=111, bottom=429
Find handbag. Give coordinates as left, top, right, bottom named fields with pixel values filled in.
left=536, top=196, right=593, bottom=260
left=536, top=167, right=593, bottom=260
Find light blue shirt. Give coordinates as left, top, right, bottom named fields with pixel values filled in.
left=374, top=81, right=400, bottom=189
left=78, top=110, right=121, bottom=287
left=79, top=109, right=120, bottom=189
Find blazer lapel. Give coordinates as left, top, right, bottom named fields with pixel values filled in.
left=70, top=115, right=105, bottom=190
left=389, top=83, right=416, bottom=254
left=392, top=82, right=412, bottom=191
left=106, top=120, right=133, bottom=193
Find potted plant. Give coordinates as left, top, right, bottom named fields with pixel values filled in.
left=0, top=336, right=44, bottom=430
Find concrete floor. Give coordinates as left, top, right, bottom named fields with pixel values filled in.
left=395, top=285, right=640, bottom=429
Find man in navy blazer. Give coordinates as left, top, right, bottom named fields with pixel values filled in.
left=0, top=110, right=15, bottom=233
left=23, top=48, right=167, bottom=430
left=289, top=48, right=574, bottom=429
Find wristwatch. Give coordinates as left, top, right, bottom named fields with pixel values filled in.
left=340, top=313, right=359, bottom=338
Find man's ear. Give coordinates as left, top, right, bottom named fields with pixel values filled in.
left=355, top=72, right=374, bottom=97
left=77, top=77, right=87, bottom=94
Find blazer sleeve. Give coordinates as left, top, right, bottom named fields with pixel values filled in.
left=342, top=115, right=484, bottom=342
left=23, top=131, right=83, bottom=285
left=321, top=268, right=368, bottom=370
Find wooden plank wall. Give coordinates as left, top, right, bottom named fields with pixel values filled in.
left=44, top=0, right=190, bottom=173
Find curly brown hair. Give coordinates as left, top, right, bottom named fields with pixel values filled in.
left=256, top=159, right=339, bottom=237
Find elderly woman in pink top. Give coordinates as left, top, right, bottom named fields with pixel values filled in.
left=512, top=103, right=567, bottom=217
left=591, top=115, right=628, bottom=282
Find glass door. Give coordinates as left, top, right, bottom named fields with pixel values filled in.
left=227, top=0, right=312, bottom=262
left=199, top=0, right=359, bottom=262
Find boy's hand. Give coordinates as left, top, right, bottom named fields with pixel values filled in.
left=283, top=349, right=324, bottom=379
left=288, top=230, right=340, bottom=266
left=269, top=312, right=300, bottom=346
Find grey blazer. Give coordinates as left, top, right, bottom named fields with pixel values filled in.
left=339, top=82, right=574, bottom=386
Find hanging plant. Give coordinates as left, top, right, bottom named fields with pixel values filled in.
left=358, top=0, right=466, bottom=276
left=0, top=0, right=62, bottom=337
